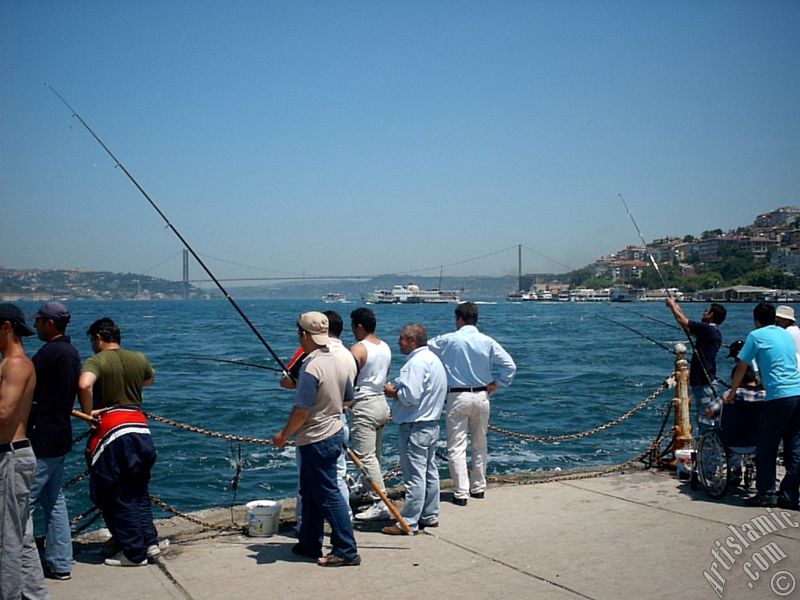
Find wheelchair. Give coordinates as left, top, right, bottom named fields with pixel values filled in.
left=693, top=399, right=762, bottom=498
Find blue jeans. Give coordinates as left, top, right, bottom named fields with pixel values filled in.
left=29, top=455, right=73, bottom=573
left=398, top=421, right=440, bottom=531
left=755, top=396, right=800, bottom=499
left=691, top=384, right=718, bottom=434
left=295, top=419, right=351, bottom=528
left=297, top=429, right=358, bottom=560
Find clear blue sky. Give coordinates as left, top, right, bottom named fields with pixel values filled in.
left=2, top=1, right=799, bottom=282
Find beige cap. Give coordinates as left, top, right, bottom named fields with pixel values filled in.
left=776, top=305, right=796, bottom=323
left=298, top=311, right=329, bottom=345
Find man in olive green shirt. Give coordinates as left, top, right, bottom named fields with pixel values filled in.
left=78, top=318, right=158, bottom=568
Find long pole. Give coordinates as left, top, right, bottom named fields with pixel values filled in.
left=47, top=84, right=289, bottom=377
left=617, top=193, right=719, bottom=399
left=346, top=448, right=411, bottom=534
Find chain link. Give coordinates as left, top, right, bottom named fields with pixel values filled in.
left=62, top=469, right=90, bottom=491
left=488, top=431, right=673, bottom=485
left=143, top=412, right=282, bottom=446
left=487, top=378, right=670, bottom=443
left=149, top=494, right=246, bottom=534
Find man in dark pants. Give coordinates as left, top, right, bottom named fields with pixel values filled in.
left=28, top=302, right=80, bottom=581
left=666, top=298, right=727, bottom=432
left=725, top=302, right=800, bottom=508
left=78, top=317, right=158, bottom=567
left=273, top=312, right=360, bottom=567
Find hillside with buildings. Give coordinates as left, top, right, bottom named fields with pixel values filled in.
left=519, top=205, right=800, bottom=298
left=2, top=205, right=799, bottom=301
left=0, top=268, right=209, bottom=301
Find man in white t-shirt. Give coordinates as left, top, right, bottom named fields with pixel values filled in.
left=349, top=307, right=392, bottom=521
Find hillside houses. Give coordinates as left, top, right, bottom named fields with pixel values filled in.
left=590, top=206, right=800, bottom=283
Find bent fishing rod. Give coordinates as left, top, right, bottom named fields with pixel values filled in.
left=47, top=84, right=289, bottom=377
left=598, top=315, right=676, bottom=355
left=618, top=193, right=719, bottom=397
left=612, top=305, right=730, bottom=349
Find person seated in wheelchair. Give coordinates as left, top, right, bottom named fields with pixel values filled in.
left=705, top=363, right=765, bottom=421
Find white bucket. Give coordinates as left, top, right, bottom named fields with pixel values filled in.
left=675, top=448, right=693, bottom=479
left=245, top=500, right=281, bottom=537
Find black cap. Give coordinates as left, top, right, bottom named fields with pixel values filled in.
left=728, top=339, right=745, bottom=358
left=0, top=303, right=35, bottom=336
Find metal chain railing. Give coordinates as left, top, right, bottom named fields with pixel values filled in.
left=62, top=468, right=90, bottom=491
left=487, top=377, right=670, bottom=443
left=149, top=494, right=245, bottom=534
left=487, top=430, right=674, bottom=486
left=143, top=412, right=279, bottom=446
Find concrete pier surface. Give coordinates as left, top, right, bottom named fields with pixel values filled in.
left=47, top=470, right=800, bottom=600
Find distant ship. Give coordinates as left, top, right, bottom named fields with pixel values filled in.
left=322, top=293, right=348, bottom=303
left=364, top=284, right=462, bottom=304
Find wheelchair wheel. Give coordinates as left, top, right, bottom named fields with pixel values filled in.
left=697, top=430, right=730, bottom=498
left=743, top=457, right=755, bottom=490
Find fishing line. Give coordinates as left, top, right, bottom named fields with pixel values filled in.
left=617, top=193, right=719, bottom=399
left=46, top=84, right=289, bottom=377
left=598, top=315, right=676, bottom=355
left=613, top=305, right=730, bottom=349
left=181, top=355, right=283, bottom=373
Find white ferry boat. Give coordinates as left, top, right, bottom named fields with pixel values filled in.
left=365, top=283, right=462, bottom=304
left=322, top=293, right=348, bottom=303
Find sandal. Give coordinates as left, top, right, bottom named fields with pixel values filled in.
left=317, top=552, right=361, bottom=567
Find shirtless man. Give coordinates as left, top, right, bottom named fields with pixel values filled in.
left=0, top=303, right=49, bottom=599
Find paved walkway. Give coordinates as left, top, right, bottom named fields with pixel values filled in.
left=48, top=471, right=800, bottom=600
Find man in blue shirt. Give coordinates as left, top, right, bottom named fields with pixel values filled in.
left=725, top=301, right=800, bottom=508
left=428, top=302, right=516, bottom=505
left=383, top=323, right=447, bottom=535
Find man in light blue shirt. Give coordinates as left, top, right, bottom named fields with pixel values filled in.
left=428, top=302, right=516, bottom=505
left=383, top=323, right=447, bottom=535
left=725, top=301, right=800, bottom=509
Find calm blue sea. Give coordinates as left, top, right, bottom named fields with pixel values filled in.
left=14, top=298, right=762, bottom=520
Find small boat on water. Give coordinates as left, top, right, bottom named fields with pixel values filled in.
left=322, top=293, right=348, bottom=303
left=364, top=284, right=462, bottom=304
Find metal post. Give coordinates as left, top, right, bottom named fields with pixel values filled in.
left=672, top=343, right=692, bottom=452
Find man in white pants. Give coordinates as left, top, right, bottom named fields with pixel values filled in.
left=428, top=302, right=516, bottom=506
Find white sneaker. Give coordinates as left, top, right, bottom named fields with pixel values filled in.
left=354, top=503, right=391, bottom=521
left=104, top=551, right=147, bottom=567
left=147, top=544, right=161, bottom=560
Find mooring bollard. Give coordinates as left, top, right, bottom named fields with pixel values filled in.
left=672, top=342, right=693, bottom=477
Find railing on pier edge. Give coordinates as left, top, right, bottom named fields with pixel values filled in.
left=59, top=347, right=693, bottom=538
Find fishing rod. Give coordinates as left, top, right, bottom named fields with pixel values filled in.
left=598, top=315, right=676, bottom=355
left=182, top=354, right=283, bottom=373
left=613, top=305, right=730, bottom=349
left=617, top=193, right=719, bottom=398
left=47, top=84, right=289, bottom=377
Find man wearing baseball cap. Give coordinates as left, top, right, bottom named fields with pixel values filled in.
left=272, top=312, right=360, bottom=567
left=775, top=305, right=800, bottom=367
left=28, top=302, right=80, bottom=580
left=0, top=303, right=49, bottom=598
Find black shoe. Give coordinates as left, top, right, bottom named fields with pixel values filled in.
left=744, top=493, right=777, bottom=508
left=470, top=492, right=485, bottom=499
left=44, top=569, right=71, bottom=581
left=452, top=497, right=468, bottom=506
left=291, top=543, right=322, bottom=559
left=419, top=521, right=439, bottom=529
left=777, top=495, right=800, bottom=510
